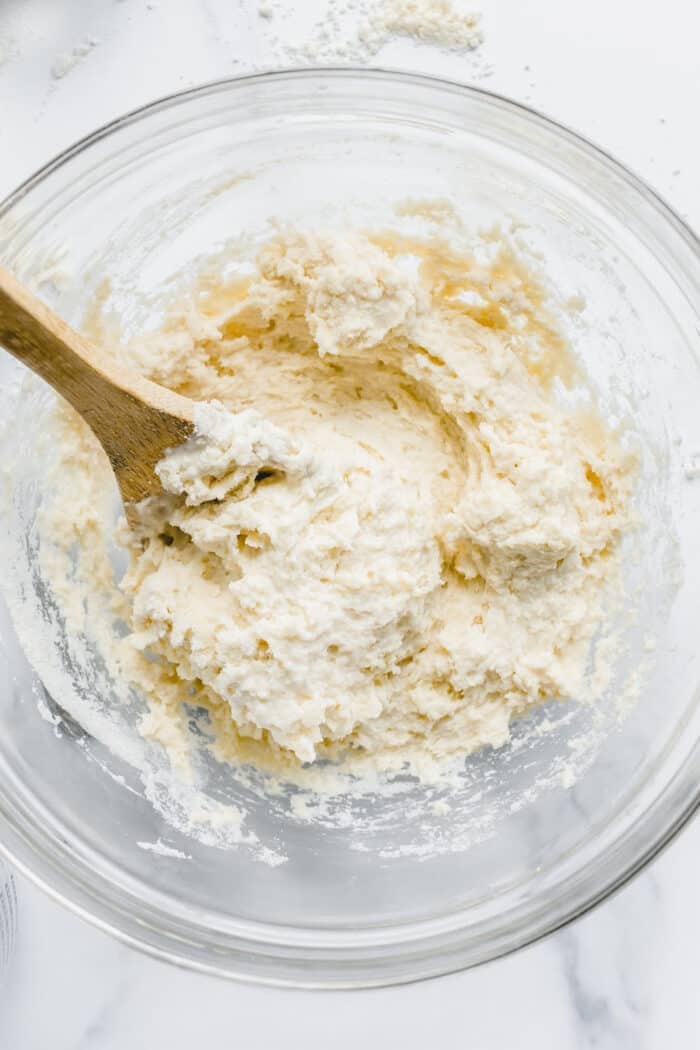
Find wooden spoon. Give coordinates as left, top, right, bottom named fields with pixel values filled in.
left=0, top=266, right=194, bottom=525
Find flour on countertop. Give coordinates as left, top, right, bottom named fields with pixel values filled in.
left=0, top=35, right=17, bottom=70
left=137, top=838, right=192, bottom=859
left=256, top=0, right=485, bottom=67
left=51, top=37, right=100, bottom=81
left=373, top=0, right=482, bottom=51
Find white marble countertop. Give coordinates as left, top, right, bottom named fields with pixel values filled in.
left=0, top=1, right=698, bottom=1046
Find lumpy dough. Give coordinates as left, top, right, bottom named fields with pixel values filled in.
left=51, top=229, right=637, bottom=776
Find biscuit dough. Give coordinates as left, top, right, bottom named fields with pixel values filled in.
left=87, top=227, right=633, bottom=772
left=95, top=229, right=635, bottom=774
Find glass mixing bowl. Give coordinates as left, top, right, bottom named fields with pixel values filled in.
left=0, top=70, right=699, bottom=988
left=0, top=861, right=16, bottom=981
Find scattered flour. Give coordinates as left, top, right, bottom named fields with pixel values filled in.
left=137, top=838, right=192, bottom=859
left=683, top=452, right=700, bottom=480
left=51, top=37, right=100, bottom=81
left=374, top=0, right=482, bottom=51
left=256, top=0, right=486, bottom=69
left=0, top=35, right=17, bottom=70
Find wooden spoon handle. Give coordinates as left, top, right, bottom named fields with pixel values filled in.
left=0, top=265, right=194, bottom=505
left=0, top=265, right=131, bottom=418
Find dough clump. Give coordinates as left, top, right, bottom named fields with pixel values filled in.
left=111, top=230, right=635, bottom=772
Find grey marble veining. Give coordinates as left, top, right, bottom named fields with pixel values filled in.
left=558, top=871, right=659, bottom=1050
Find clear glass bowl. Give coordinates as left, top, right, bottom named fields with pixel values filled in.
left=0, top=70, right=699, bottom=988
left=0, top=861, right=16, bottom=980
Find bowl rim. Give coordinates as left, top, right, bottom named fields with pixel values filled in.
left=0, top=65, right=699, bottom=988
